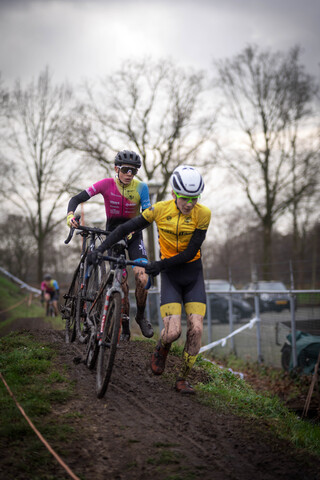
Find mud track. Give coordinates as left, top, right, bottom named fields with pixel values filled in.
left=2, top=321, right=320, bottom=480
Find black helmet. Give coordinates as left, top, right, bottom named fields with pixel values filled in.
left=114, top=150, right=141, bottom=168
left=44, top=273, right=51, bottom=280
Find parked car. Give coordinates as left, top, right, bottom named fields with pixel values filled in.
left=205, top=279, right=253, bottom=323
left=243, top=281, right=290, bottom=312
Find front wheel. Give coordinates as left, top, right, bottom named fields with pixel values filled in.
left=96, top=292, right=121, bottom=398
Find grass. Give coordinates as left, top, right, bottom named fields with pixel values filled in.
left=157, top=342, right=320, bottom=458
left=0, top=274, right=65, bottom=332
left=0, top=331, right=76, bottom=478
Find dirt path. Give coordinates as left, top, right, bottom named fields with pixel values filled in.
left=4, top=323, right=317, bottom=480
left=1, top=320, right=320, bottom=480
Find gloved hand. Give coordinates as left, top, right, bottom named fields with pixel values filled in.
left=144, top=261, right=163, bottom=277
left=67, top=212, right=79, bottom=228
left=87, top=250, right=102, bottom=266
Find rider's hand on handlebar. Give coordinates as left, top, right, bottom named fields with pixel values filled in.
left=144, top=260, right=163, bottom=277
left=67, top=212, right=79, bottom=228
left=87, top=250, right=102, bottom=266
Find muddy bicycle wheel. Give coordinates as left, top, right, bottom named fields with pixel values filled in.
left=86, top=262, right=106, bottom=311
left=63, top=265, right=81, bottom=344
left=85, top=282, right=108, bottom=369
left=96, top=292, right=121, bottom=398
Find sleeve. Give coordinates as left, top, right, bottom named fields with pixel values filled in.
left=197, top=206, right=211, bottom=230
left=67, top=190, right=90, bottom=214
left=141, top=205, right=157, bottom=223
left=139, top=182, right=151, bottom=211
left=161, top=228, right=207, bottom=269
left=53, top=280, right=59, bottom=291
left=97, top=215, right=150, bottom=253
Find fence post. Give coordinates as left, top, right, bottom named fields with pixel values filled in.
left=228, top=269, right=235, bottom=351
left=254, top=293, right=262, bottom=363
left=206, top=293, right=212, bottom=344
left=289, top=260, right=297, bottom=368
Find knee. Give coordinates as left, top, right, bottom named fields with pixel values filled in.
left=163, top=324, right=182, bottom=344
left=134, top=268, right=148, bottom=287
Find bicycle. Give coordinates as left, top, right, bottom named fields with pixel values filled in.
left=46, top=299, right=56, bottom=317
left=61, top=218, right=109, bottom=344
left=83, top=240, right=152, bottom=399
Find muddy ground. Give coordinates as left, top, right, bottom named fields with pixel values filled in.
left=1, top=318, right=320, bottom=480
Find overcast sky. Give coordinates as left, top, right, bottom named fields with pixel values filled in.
left=0, top=0, right=319, bottom=87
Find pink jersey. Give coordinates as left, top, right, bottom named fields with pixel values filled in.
left=86, top=177, right=150, bottom=230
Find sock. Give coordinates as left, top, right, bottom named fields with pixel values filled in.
left=179, top=351, right=197, bottom=380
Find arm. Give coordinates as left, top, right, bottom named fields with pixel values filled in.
left=67, top=191, right=90, bottom=227
left=97, top=215, right=150, bottom=253
left=67, top=190, right=90, bottom=215
left=146, top=229, right=207, bottom=276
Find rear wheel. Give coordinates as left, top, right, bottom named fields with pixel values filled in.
left=47, top=302, right=55, bottom=317
left=96, top=292, right=121, bottom=398
left=63, top=265, right=81, bottom=344
left=77, top=260, right=106, bottom=344
left=86, top=262, right=106, bottom=311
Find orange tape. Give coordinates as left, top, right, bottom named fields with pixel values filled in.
left=0, top=372, right=80, bottom=480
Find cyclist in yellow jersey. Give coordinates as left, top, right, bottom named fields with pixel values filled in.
left=88, top=165, right=211, bottom=394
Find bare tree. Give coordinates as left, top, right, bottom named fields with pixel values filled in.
left=0, top=67, right=82, bottom=282
left=0, top=214, right=37, bottom=281
left=214, top=45, right=319, bottom=278
left=65, top=58, right=218, bottom=200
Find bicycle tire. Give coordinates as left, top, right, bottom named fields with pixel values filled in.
left=96, top=292, right=121, bottom=398
left=86, top=262, right=106, bottom=311
left=48, top=304, right=55, bottom=317
left=76, top=259, right=106, bottom=344
left=64, top=264, right=81, bottom=344
left=85, top=281, right=108, bottom=369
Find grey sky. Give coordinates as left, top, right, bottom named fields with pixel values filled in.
left=0, top=0, right=319, bottom=86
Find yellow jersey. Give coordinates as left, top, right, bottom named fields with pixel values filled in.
left=142, top=200, right=211, bottom=262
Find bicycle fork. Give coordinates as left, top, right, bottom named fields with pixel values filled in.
left=97, top=286, right=123, bottom=346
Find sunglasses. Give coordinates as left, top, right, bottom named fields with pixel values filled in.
left=174, top=191, right=200, bottom=203
left=118, top=166, right=138, bottom=175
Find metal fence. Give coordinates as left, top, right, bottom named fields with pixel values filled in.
left=133, top=287, right=320, bottom=371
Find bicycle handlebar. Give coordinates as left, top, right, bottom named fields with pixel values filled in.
left=101, top=254, right=154, bottom=289
left=101, top=254, right=146, bottom=268
left=64, top=217, right=110, bottom=245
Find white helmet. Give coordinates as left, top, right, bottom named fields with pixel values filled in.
left=170, top=165, right=204, bottom=197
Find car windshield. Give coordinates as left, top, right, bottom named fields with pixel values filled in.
left=258, top=282, right=286, bottom=291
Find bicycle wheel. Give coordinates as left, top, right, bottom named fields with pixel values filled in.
left=63, top=264, right=81, bottom=344
left=85, top=282, right=108, bottom=369
left=96, top=292, right=121, bottom=398
left=86, top=262, right=106, bottom=311
left=48, top=303, right=55, bottom=317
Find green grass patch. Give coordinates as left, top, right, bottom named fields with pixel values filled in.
left=194, top=354, right=320, bottom=456
left=0, top=331, right=76, bottom=478
left=0, top=274, right=65, bottom=332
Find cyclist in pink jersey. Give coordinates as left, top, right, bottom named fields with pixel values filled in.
left=66, top=150, right=153, bottom=339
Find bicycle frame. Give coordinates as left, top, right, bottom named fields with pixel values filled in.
left=97, top=255, right=127, bottom=345
left=62, top=221, right=109, bottom=344
left=92, top=249, right=150, bottom=398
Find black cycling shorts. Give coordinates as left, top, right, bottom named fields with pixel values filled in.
left=127, top=231, right=148, bottom=262
left=48, top=291, right=59, bottom=301
left=159, top=258, right=206, bottom=317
